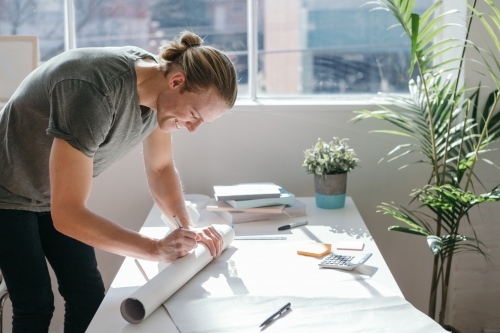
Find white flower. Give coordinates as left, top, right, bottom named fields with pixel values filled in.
left=302, top=137, right=359, bottom=175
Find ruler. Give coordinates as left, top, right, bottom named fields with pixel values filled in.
left=234, top=236, right=287, bottom=240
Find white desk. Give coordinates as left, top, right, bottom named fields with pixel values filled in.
left=87, top=197, right=404, bottom=332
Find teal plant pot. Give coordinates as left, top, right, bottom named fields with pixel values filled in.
left=313, top=173, right=347, bottom=209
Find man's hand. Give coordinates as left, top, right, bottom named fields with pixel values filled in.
left=157, top=228, right=198, bottom=262
left=192, top=226, right=223, bottom=259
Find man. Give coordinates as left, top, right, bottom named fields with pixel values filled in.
left=0, top=30, right=238, bottom=332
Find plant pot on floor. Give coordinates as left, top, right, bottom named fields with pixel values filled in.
left=314, top=173, right=347, bottom=209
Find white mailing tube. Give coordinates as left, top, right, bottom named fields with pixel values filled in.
left=120, top=224, right=235, bottom=324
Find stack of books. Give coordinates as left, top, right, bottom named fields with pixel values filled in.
left=207, top=183, right=306, bottom=223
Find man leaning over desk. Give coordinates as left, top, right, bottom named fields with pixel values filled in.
left=0, top=30, right=237, bottom=333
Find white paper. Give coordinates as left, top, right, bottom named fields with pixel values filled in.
left=167, top=295, right=448, bottom=333
left=120, top=224, right=235, bottom=323
left=164, top=240, right=379, bottom=302
left=163, top=241, right=447, bottom=332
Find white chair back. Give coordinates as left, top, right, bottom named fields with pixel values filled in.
left=0, top=269, right=8, bottom=333
left=0, top=272, right=6, bottom=295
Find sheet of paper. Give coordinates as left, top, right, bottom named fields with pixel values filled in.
left=163, top=240, right=446, bottom=332
left=337, top=240, right=364, bottom=250
left=163, top=240, right=379, bottom=303
left=167, top=294, right=447, bottom=333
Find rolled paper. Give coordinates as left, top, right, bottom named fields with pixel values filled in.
left=120, top=224, right=235, bottom=324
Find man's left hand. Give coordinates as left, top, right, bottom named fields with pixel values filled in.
left=191, top=226, right=223, bottom=259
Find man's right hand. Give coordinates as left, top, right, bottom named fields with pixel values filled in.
left=156, top=228, right=198, bottom=262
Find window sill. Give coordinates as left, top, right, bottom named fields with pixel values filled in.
left=233, top=95, right=403, bottom=112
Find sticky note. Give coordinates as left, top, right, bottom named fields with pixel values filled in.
left=336, top=240, right=364, bottom=251
left=297, top=242, right=331, bottom=258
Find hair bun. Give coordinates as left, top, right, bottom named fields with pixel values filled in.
left=180, top=31, right=203, bottom=49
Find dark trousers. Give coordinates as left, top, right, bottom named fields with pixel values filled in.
left=0, top=209, right=105, bottom=333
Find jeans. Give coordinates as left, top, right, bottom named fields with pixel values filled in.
left=0, top=209, right=105, bottom=333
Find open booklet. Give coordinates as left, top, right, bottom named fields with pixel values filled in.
left=120, top=224, right=235, bottom=324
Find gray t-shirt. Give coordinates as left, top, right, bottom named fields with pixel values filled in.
left=0, top=46, right=158, bottom=211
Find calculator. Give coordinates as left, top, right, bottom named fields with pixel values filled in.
left=319, top=253, right=373, bottom=270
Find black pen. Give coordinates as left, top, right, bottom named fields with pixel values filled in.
left=278, top=221, right=308, bottom=231
left=172, top=215, right=183, bottom=229
left=259, top=302, right=291, bottom=327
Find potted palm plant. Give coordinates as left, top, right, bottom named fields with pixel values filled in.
left=353, top=0, right=500, bottom=331
left=302, top=137, right=359, bottom=209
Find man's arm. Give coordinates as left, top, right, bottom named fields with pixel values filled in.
left=49, top=137, right=198, bottom=262
left=142, top=127, right=222, bottom=258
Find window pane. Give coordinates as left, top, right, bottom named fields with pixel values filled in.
left=73, top=0, right=248, bottom=96
left=0, top=0, right=65, bottom=62
left=257, top=0, right=434, bottom=97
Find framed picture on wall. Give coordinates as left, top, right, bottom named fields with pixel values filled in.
left=0, top=35, right=39, bottom=103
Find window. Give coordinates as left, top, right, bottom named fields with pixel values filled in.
left=71, top=0, right=249, bottom=97
left=256, top=0, right=434, bottom=97
left=2, top=0, right=451, bottom=102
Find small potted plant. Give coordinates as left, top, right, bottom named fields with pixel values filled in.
left=302, top=137, right=359, bottom=209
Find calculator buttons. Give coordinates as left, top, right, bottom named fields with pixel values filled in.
left=319, top=253, right=372, bottom=271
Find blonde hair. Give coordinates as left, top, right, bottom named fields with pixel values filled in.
left=158, top=31, right=238, bottom=108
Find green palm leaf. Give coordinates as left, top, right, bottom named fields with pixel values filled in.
left=354, top=71, right=471, bottom=181
left=379, top=185, right=498, bottom=257
left=419, top=0, right=442, bottom=26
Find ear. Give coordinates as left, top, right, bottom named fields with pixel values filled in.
left=169, top=71, right=186, bottom=89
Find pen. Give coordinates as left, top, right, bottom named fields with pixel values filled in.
left=172, top=215, right=183, bottom=229
left=278, top=221, right=308, bottom=231
left=259, top=302, right=291, bottom=327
